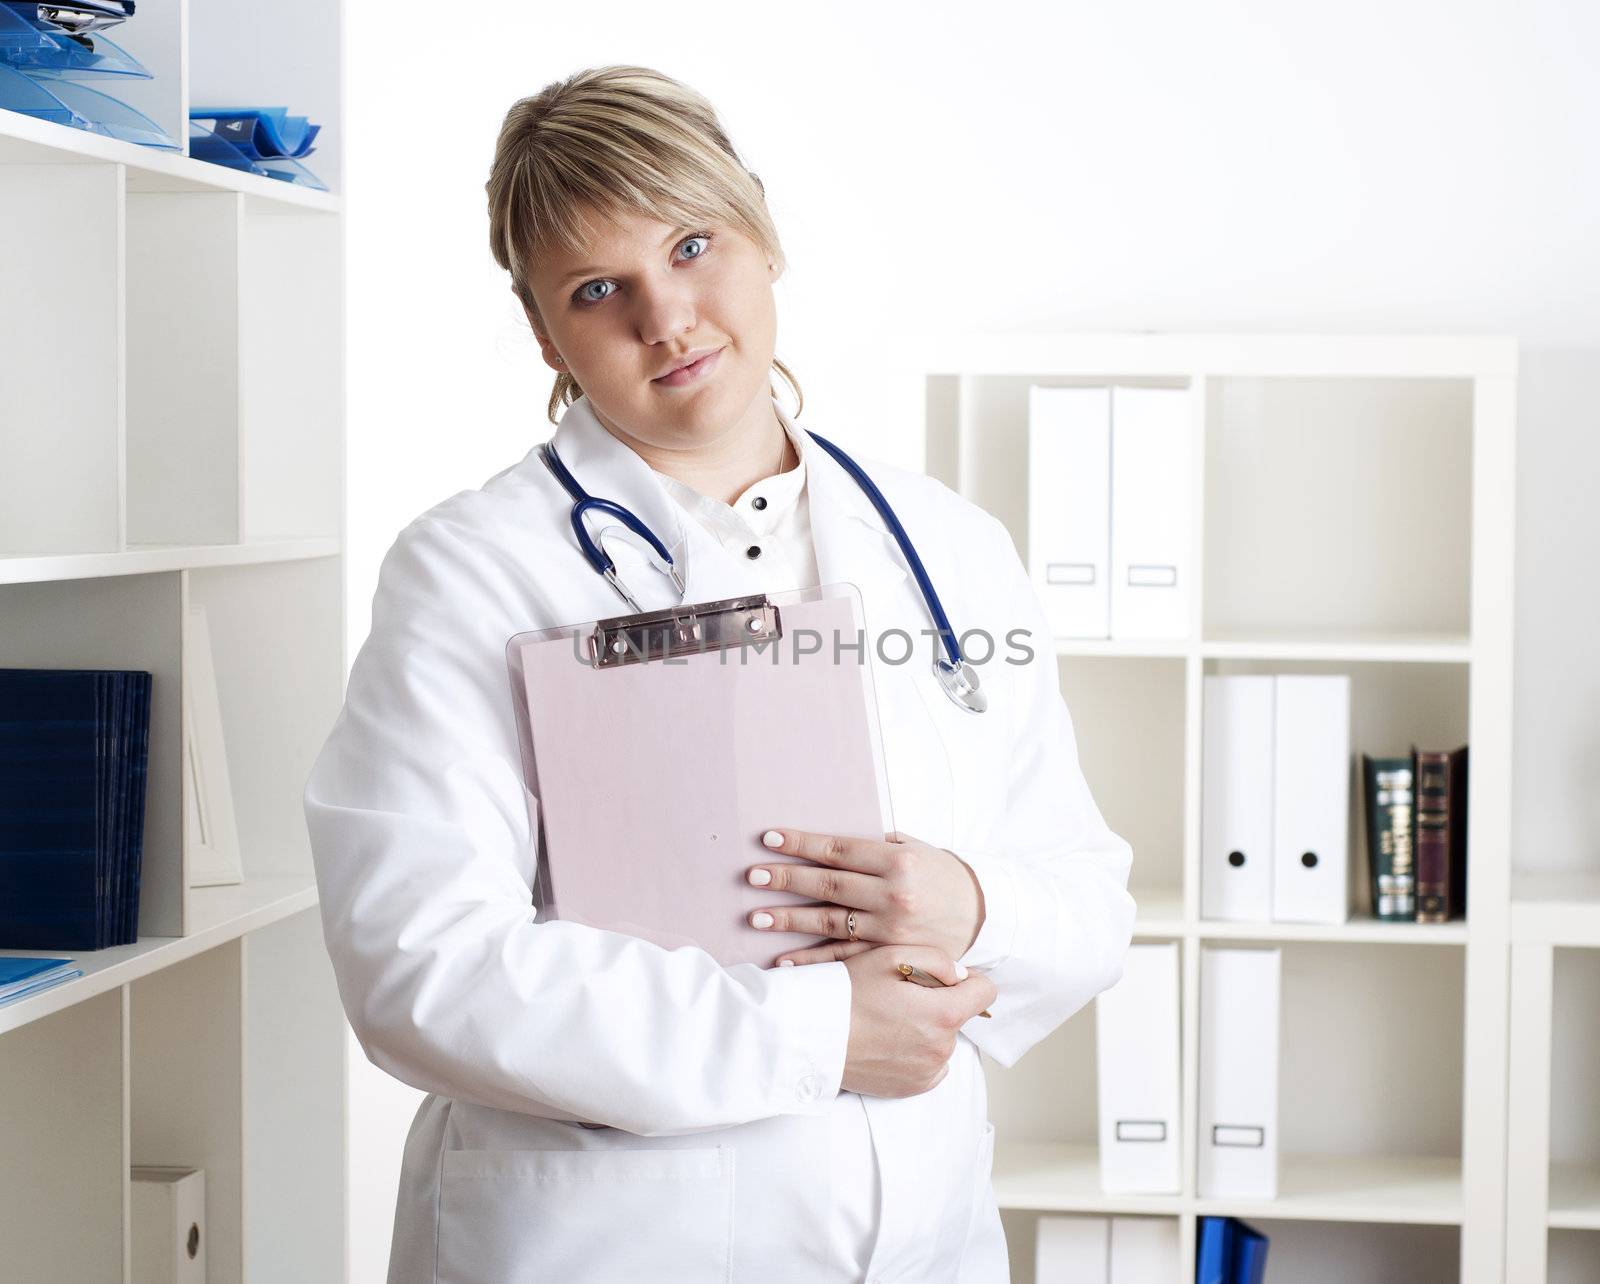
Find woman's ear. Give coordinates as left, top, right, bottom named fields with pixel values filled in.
left=516, top=292, right=566, bottom=373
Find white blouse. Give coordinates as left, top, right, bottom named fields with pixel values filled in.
left=651, top=414, right=882, bottom=1272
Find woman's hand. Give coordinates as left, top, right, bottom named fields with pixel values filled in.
left=746, top=828, right=986, bottom=966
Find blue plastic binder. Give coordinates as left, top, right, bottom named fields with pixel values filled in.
left=1196, top=1215, right=1269, bottom=1284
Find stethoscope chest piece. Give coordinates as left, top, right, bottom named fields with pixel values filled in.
left=934, top=658, right=987, bottom=714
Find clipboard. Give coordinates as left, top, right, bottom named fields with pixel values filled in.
left=505, top=583, right=895, bottom=968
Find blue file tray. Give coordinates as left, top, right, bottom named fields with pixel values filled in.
left=0, top=66, right=177, bottom=147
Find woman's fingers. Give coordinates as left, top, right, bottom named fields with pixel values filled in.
left=747, top=860, right=879, bottom=909
left=760, top=828, right=897, bottom=874
left=749, top=902, right=872, bottom=940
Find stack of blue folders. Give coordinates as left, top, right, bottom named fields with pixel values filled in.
left=0, top=957, right=84, bottom=1009
left=0, top=1, right=180, bottom=150
left=0, top=668, right=153, bottom=950
left=189, top=106, right=326, bottom=190
left=1197, top=1215, right=1268, bottom=1284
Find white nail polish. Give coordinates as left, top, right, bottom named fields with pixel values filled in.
left=748, top=868, right=772, bottom=886
left=955, top=962, right=969, bottom=980
left=778, top=959, right=795, bottom=967
left=762, top=830, right=784, bottom=848
left=752, top=912, right=774, bottom=929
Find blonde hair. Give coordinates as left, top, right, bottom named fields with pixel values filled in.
left=486, top=64, right=805, bottom=424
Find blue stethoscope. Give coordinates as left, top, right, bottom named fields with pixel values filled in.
left=540, top=431, right=987, bottom=714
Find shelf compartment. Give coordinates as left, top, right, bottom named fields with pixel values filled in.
left=1549, top=1228, right=1600, bottom=1284
left=1220, top=1217, right=1459, bottom=1283
left=236, top=198, right=342, bottom=541
left=243, top=908, right=346, bottom=1279
left=188, top=0, right=342, bottom=196
left=126, top=190, right=244, bottom=545
left=1202, top=376, right=1473, bottom=641
left=130, top=939, right=244, bottom=1283
left=0, top=988, right=125, bottom=1280
left=0, top=571, right=186, bottom=937
left=1549, top=1164, right=1600, bottom=1230
left=1059, top=656, right=1187, bottom=897
left=1201, top=656, right=1470, bottom=925
left=181, top=557, right=342, bottom=916
left=0, top=162, right=122, bottom=556
left=1273, top=943, right=1464, bottom=1164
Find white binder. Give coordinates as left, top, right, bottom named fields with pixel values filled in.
left=1109, top=1216, right=1182, bottom=1282
left=1027, top=385, right=1111, bottom=638
left=1198, top=947, right=1280, bottom=1199
left=1201, top=675, right=1275, bottom=921
left=1109, top=386, right=1191, bottom=640
left=130, top=1165, right=206, bottom=1284
left=1095, top=942, right=1181, bottom=1194
left=1272, top=674, right=1352, bottom=923
left=1035, top=1213, right=1110, bottom=1282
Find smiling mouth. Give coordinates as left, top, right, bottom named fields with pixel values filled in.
left=653, top=347, right=725, bottom=387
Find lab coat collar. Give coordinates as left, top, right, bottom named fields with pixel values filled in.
left=541, top=394, right=909, bottom=613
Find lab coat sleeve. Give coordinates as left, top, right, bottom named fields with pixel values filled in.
left=303, top=514, right=853, bottom=1138
left=954, top=512, right=1137, bottom=1067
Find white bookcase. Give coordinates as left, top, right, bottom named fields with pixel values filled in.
left=0, top=2, right=346, bottom=1280
left=1505, top=875, right=1600, bottom=1282
left=888, top=334, right=1517, bottom=1283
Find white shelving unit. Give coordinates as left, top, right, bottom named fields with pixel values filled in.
left=0, top=3, right=346, bottom=1279
left=1505, top=875, right=1600, bottom=1283
left=889, top=334, right=1517, bottom=1283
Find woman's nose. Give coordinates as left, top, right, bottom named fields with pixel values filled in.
left=632, top=276, right=699, bottom=347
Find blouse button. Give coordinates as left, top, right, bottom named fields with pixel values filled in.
left=752, top=496, right=768, bottom=510
left=746, top=545, right=762, bottom=559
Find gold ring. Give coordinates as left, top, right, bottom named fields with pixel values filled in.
left=846, top=910, right=858, bottom=941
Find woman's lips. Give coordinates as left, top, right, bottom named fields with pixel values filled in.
left=653, top=346, right=724, bottom=388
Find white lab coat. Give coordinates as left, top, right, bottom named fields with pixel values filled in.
left=303, top=393, right=1135, bottom=1284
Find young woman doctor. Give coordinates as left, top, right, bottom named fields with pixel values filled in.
left=303, top=64, right=1135, bottom=1284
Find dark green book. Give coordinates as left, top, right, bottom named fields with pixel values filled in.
left=1361, top=754, right=1415, bottom=922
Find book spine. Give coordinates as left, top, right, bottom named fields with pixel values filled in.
left=1362, top=754, right=1414, bottom=921
left=1413, top=746, right=1466, bottom=922
left=1449, top=744, right=1469, bottom=919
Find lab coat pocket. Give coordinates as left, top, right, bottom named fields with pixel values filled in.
left=957, top=1121, right=1007, bottom=1282
left=436, top=1146, right=734, bottom=1283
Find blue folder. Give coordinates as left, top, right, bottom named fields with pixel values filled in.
left=0, top=956, right=83, bottom=1007
left=1197, top=1216, right=1235, bottom=1284
left=1196, top=1215, right=1268, bottom=1284
left=0, top=669, right=152, bottom=950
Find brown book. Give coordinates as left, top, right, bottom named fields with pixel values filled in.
left=1411, top=744, right=1468, bottom=923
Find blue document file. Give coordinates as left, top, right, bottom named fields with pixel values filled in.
left=1196, top=1216, right=1235, bottom=1284
left=1233, top=1220, right=1268, bottom=1284
left=0, top=668, right=152, bottom=950
left=0, top=957, right=82, bottom=1007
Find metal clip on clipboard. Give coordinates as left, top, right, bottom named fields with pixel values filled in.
left=506, top=583, right=895, bottom=969
left=590, top=593, right=779, bottom=669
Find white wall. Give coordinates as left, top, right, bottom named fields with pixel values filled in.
left=343, top=2, right=1600, bottom=1277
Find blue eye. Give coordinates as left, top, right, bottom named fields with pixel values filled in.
left=678, top=233, right=712, bottom=261
left=571, top=231, right=714, bottom=307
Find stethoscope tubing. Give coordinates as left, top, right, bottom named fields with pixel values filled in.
left=540, top=428, right=971, bottom=680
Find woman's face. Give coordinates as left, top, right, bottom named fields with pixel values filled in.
left=522, top=205, right=782, bottom=453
